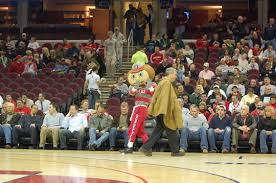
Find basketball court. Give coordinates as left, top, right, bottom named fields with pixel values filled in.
left=1, top=150, right=275, bottom=183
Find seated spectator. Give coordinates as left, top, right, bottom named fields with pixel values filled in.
left=196, top=33, right=209, bottom=48
left=261, top=86, right=274, bottom=103
left=268, top=95, right=276, bottom=110
left=262, top=44, right=275, bottom=61
left=178, top=98, right=190, bottom=119
left=21, top=95, right=34, bottom=109
left=166, top=43, right=177, bottom=58
left=238, top=53, right=249, bottom=74
left=232, top=48, right=242, bottom=62
left=109, top=101, right=130, bottom=151
left=131, top=46, right=148, bottom=65
left=88, top=104, right=112, bottom=151
left=199, top=63, right=215, bottom=81
left=251, top=101, right=265, bottom=118
left=247, top=79, right=260, bottom=95
left=217, top=58, right=230, bottom=76
left=174, top=59, right=185, bottom=83
left=240, top=88, right=258, bottom=106
left=231, top=67, right=247, bottom=85
left=214, top=77, right=227, bottom=92
left=231, top=105, right=257, bottom=153
left=229, top=95, right=242, bottom=115
left=226, top=77, right=246, bottom=97
left=258, top=106, right=276, bottom=153
left=199, top=102, right=210, bottom=120
left=12, top=104, right=43, bottom=149
left=156, top=56, right=172, bottom=75
left=212, top=94, right=229, bottom=111
left=0, top=102, right=21, bottom=148
left=177, top=44, right=194, bottom=62
left=182, top=94, right=191, bottom=109
left=34, top=53, right=45, bottom=70
left=261, top=62, right=276, bottom=80
left=8, top=55, right=24, bottom=75
left=159, top=33, right=170, bottom=49
left=183, top=76, right=194, bottom=95
left=14, top=99, right=31, bottom=115
left=5, top=35, right=16, bottom=57
left=197, top=78, right=210, bottom=94
left=60, top=105, right=87, bottom=150
left=260, top=77, right=276, bottom=95
left=109, top=77, right=129, bottom=100
left=249, top=96, right=261, bottom=112
left=176, top=83, right=185, bottom=97
left=5, top=94, right=16, bottom=107
left=208, top=105, right=232, bottom=153
left=79, top=99, right=94, bottom=120
left=39, top=103, right=64, bottom=149
left=41, top=47, right=51, bottom=65
left=207, top=85, right=227, bottom=105
left=209, top=33, right=223, bottom=48
left=190, top=85, right=204, bottom=106
left=247, top=57, right=259, bottom=71
left=150, top=46, right=163, bottom=68
left=180, top=105, right=209, bottom=153
left=35, top=93, right=51, bottom=113
left=200, top=93, right=208, bottom=104
left=188, top=64, right=199, bottom=80
left=0, top=50, right=9, bottom=68
left=27, top=36, right=40, bottom=51
left=145, top=34, right=160, bottom=54
left=171, top=33, right=184, bottom=49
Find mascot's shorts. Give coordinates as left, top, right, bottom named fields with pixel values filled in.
left=128, top=105, right=149, bottom=144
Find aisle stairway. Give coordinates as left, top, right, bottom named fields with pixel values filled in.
left=99, top=45, right=135, bottom=103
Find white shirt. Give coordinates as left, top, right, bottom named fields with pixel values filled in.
left=229, top=102, right=242, bottom=114
left=86, top=72, right=100, bottom=90
left=260, top=84, right=276, bottom=95
left=63, top=113, right=88, bottom=132
left=226, top=84, right=246, bottom=96
left=199, top=70, right=215, bottom=80
left=207, top=89, right=227, bottom=99
left=35, top=99, right=51, bottom=113
left=27, top=41, right=40, bottom=50
left=0, top=95, right=3, bottom=108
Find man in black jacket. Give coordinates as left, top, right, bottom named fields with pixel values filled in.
left=0, top=102, right=21, bottom=148
left=12, top=104, right=43, bottom=149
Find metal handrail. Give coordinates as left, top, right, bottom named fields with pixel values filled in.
left=127, top=29, right=134, bottom=62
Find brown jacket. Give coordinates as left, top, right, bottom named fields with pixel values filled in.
left=148, top=78, right=183, bottom=130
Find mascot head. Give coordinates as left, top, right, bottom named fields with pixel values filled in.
left=128, top=63, right=155, bottom=86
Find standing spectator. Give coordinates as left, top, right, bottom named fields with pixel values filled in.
left=145, top=34, right=160, bottom=54
left=27, top=36, right=40, bottom=51
left=196, top=34, right=209, bottom=49
left=0, top=102, right=21, bottom=148
left=263, top=18, right=276, bottom=50
left=14, top=99, right=31, bottom=115
left=174, top=9, right=188, bottom=38
left=60, top=105, right=87, bottom=150
left=258, top=106, right=276, bottom=153
left=113, top=27, right=126, bottom=71
left=131, top=46, right=148, bottom=65
left=180, top=105, right=209, bottom=153
left=147, top=4, right=155, bottom=40
left=104, top=31, right=117, bottom=78
left=83, top=66, right=103, bottom=109
left=109, top=101, right=130, bottom=151
left=135, top=7, right=147, bottom=46
left=39, top=103, right=64, bottom=149
left=12, top=104, right=43, bottom=149
left=35, top=93, right=51, bottom=113
left=231, top=105, right=257, bottom=153
left=88, top=104, right=112, bottom=151
left=199, top=63, right=215, bottom=81
left=123, top=4, right=136, bottom=39
left=232, top=16, right=249, bottom=42
left=159, top=33, right=170, bottom=49
left=208, top=105, right=232, bottom=153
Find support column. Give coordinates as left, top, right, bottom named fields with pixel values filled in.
left=156, top=2, right=167, bottom=36
left=258, top=0, right=268, bottom=29
left=17, top=0, right=29, bottom=33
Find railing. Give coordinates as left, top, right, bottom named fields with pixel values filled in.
left=127, top=29, right=134, bottom=63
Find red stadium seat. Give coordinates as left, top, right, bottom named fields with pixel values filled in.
left=10, top=92, right=21, bottom=100
left=107, top=97, right=121, bottom=107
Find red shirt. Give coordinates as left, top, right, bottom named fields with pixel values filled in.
left=15, top=106, right=31, bottom=115
left=251, top=109, right=261, bottom=117
left=8, top=61, right=25, bottom=75
left=268, top=104, right=276, bottom=111
left=150, top=52, right=164, bottom=65
left=196, top=39, right=209, bottom=48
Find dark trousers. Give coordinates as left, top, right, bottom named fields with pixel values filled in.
left=149, top=23, right=152, bottom=40
left=134, top=26, right=144, bottom=46
left=141, top=115, right=179, bottom=153
left=12, top=126, right=38, bottom=145
left=60, top=129, right=85, bottom=150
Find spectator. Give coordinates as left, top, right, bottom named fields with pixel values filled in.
left=104, top=31, right=117, bottom=78
left=231, top=105, right=257, bottom=153
left=166, top=43, right=177, bottom=58
left=207, top=85, right=227, bottom=105
left=262, top=44, right=275, bottom=61
left=212, top=94, right=229, bottom=111
left=190, top=85, right=204, bottom=106
left=16, top=32, right=29, bottom=48
left=173, top=59, right=185, bottom=83
left=27, top=36, right=40, bottom=51
left=229, top=95, right=242, bottom=115
left=0, top=50, right=9, bottom=68
left=240, top=88, right=258, bottom=106
left=248, top=31, right=264, bottom=49
left=226, top=77, right=246, bottom=97
left=178, top=44, right=194, bottom=62
left=159, top=33, right=170, bottom=49
left=156, top=56, right=171, bottom=75
left=14, top=99, right=31, bottom=115
left=60, top=105, right=87, bottom=150
left=196, top=33, right=209, bottom=49
left=268, top=95, right=276, bottom=110
left=199, top=63, right=215, bottom=81
left=263, top=18, right=276, bottom=50
left=35, top=93, right=51, bottom=113
left=251, top=101, right=265, bottom=118
left=5, top=95, right=16, bottom=107
left=180, top=105, right=209, bottom=153
left=123, top=4, right=136, bottom=38
left=232, top=16, right=249, bottom=42
left=258, top=106, right=276, bottom=153
left=88, top=104, right=112, bottom=151
left=208, top=105, right=232, bottom=153
left=79, top=99, right=94, bottom=120
left=199, top=102, right=210, bottom=120
left=109, top=77, right=129, bottom=100
left=145, top=34, right=160, bottom=54
left=39, top=103, right=64, bottom=149
left=150, top=46, right=164, bottom=68
left=23, top=57, right=37, bottom=76
left=0, top=102, right=21, bottom=148
left=12, top=104, right=43, bottom=149
left=131, top=46, right=148, bottom=65
left=113, top=27, right=126, bottom=71
left=147, top=4, right=155, bottom=40
left=171, top=33, right=184, bottom=49
left=8, top=55, right=24, bottom=75
left=247, top=57, right=259, bottom=71
left=109, top=101, right=130, bottom=151
left=248, top=43, right=263, bottom=60
left=135, top=7, right=147, bottom=46
left=0, top=95, right=3, bottom=112
left=188, top=64, right=199, bottom=80
left=183, top=76, right=194, bottom=95
left=260, top=77, right=276, bottom=95
left=261, top=85, right=274, bottom=103
left=209, top=33, right=223, bottom=47
left=197, top=78, right=210, bottom=93
left=41, top=47, right=50, bottom=65
left=5, top=35, right=16, bottom=57
left=238, top=53, right=249, bottom=74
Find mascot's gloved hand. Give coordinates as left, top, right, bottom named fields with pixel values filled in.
left=148, top=86, right=154, bottom=92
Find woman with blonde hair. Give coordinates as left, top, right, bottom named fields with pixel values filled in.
left=258, top=106, right=276, bottom=153
left=41, top=47, right=50, bottom=65
left=197, top=78, right=210, bottom=93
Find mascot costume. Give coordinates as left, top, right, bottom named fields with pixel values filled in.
left=121, top=63, right=156, bottom=153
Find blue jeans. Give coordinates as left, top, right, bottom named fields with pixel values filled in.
left=259, top=129, right=276, bottom=153
left=0, top=124, right=12, bottom=144
left=88, top=89, right=100, bottom=109
left=88, top=128, right=109, bottom=148
left=180, top=127, right=208, bottom=151
left=109, top=127, right=128, bottom=148
left=208, top=127, right=231, bottom=151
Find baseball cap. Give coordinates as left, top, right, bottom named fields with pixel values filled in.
left=213, top=85, right=220, bottom=89
left=203, top=63, right=209, bottom=67
left=215, top=77, right=221, bottom=81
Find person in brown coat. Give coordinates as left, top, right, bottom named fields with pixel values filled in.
left=139, top=67, right=185, bottom=157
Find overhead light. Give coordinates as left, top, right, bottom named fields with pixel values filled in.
left=0, top=7, right=9, bottom=11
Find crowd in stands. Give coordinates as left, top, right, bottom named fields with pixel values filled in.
left=0, top=15, right=275, bottom=154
